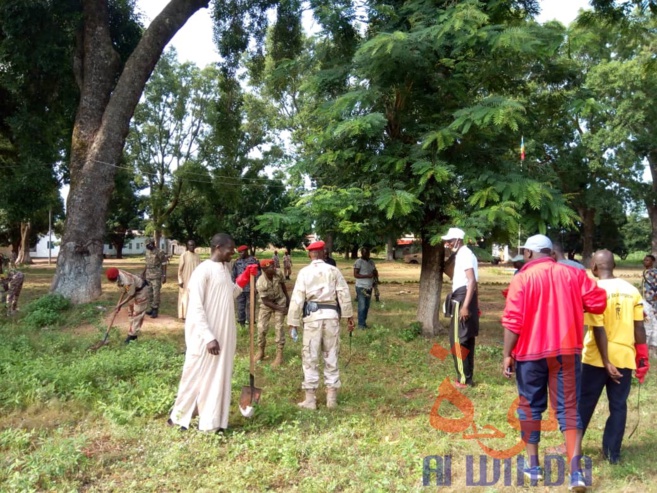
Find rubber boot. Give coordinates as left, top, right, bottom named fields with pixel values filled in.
left=124, top=334, right=138, bottom=344
left=297, top=390, right=317, bottom=410
left=145, top=309, right=153, bottom=316
left=255, top=338, right=266, bottom=362
left=149, top=308, right=158, bottom=319
left=327, top=387, right=338, bottom=409
left=271, top=347, right=284, bottom=368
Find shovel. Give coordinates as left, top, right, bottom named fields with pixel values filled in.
left=239, top=273, right=262, bottom=417
left=88, top=292, right=125, bottom=351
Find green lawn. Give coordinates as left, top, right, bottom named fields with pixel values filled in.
left=0, top=257, right=655, bottom=492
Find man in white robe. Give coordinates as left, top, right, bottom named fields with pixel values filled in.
left=169, top=233, right=257, bottom=432
left=177, top=240, right=201, bottom=320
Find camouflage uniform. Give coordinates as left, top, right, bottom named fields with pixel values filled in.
left=6, top=270, right=24, bottom=314
left=232, top=256, right=258, bottom=324
left=116, top=270, right=149, bottom=336
left=0, top=276, right=8, bottom=309
left=288, top=259, right=353, bottom=392
left=257, top=268, right=288, bottom=352
left=145, top=247, right=168, bottom=311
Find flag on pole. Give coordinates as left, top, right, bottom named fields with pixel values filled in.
left=520, top=136, right=525, bottom=161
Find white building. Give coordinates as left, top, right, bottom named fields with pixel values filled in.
left=31, top=231, right=60, bottom=258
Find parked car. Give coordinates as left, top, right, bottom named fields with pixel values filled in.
left=403, top=252, right=421, bottom=264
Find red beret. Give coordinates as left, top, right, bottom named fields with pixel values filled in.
left=106, top=267, right=119, bottom=281
left=260, top=259, right=274, bottom=268
left=306, top=240, right=325, bottom=251
left=237, top=245, right=249, bottom=252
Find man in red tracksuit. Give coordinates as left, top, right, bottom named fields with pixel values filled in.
left=502, top=234, right=607, bottom=493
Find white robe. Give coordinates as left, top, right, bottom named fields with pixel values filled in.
left=177, top=250, right=201, bottom=319
left=170, top=260, right=242, bottom=431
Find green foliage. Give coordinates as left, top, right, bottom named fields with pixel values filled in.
left=22, top=294, right=71, bottom=329
left=398, top=321, right=422, bottom=342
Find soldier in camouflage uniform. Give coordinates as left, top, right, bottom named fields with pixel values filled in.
left=287, top=240, right=354, bottom=410
left=144, top=240, right=168, bottom=319
left=256, top=258, right=290, bottom=367
left=0, top=275, right=8, bottom=312
left=106, top=267, right=149, bottom=343
left=5, top=269, right=24, bottom=315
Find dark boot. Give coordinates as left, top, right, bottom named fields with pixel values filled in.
left=145, top=309, right=153, bottom=316
left=149, top=308, right=158, bottom=318
left=124, top=335, right=138, bottom=344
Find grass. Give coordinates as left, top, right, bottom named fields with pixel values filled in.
left=0, top=254, right=655, bottom=491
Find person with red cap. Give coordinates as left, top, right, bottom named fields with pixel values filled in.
left=288, top=240, right=354, bottom=410
left=169, top=233, right=258, bottom=433
left=256, top=258, right=290, bottom=366
left=105, top=267, right=150, bottom=344
left=231, top=245, right=258, bottom=327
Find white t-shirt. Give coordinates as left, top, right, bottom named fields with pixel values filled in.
left=354, top=258, right=376, bottom=289
left=452, top=246, right=478, bottom=292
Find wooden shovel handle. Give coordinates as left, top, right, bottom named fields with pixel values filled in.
left=249, top=273, right=256, bottom=375
left=102, top=292, right=125, bottom=343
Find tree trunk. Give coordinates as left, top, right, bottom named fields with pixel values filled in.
left=386, top=236, right=395, bottom=261
left=112, top=237, right=125, bottom=259
left=50, top=0, right=210, bottom=303
left=350, top=245, right=359, bottom=259
left=324, top=233, right=334, bottom=254
left=16, top=222, right=33, bottom=265
left=579, top=207, right=595, bottom=267
left=647, top=151, right=657, bottom=255
left=416, top=239, right=445, bottom=337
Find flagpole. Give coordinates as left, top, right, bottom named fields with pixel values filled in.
left=518, top=136, right=525, bottom=252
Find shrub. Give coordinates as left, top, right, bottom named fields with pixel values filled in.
left=23, top=294, right=71, bottom=330
left=398, top=322, right=422, bottom=342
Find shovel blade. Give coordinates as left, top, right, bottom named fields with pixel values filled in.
left=239, top=385, right=262, bottom=416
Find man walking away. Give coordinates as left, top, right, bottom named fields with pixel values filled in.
left=177, top=240, right=201, bottom=320
left=288, top=240, right=354, bottom=410
left=577, top=250, right=649, bottom=464
left=353, top=247, right=377, bottom=329
left=502, top=234, right=607, bottom=492
left=442, top=227, right=479, bottom=388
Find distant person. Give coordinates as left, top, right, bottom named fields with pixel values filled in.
left=324, top=248, right=336, bottom=267
left=511, top=254, right=524, bottom=275
left=106, top=267, right=149, bottom=343
left=256, top=259, right=290, bottom=367
left=642, top=254, right=657, bottom=354
left=231, top=245, right=258, bottom=327
left=502, top=234, right=606, bottom=491
left=283, top=250, right=293, bottom=280
left=441, top=227, right=479, bottom=388
left=144, top=240, right=168, bottom=318
left=272, top=250, right=280, bottom=269
left=4, top=268, right=24, bottom=316
left=177, top=240, right=201, bottom=320
left=550, top=250, right=649, bottom=465
left=169, top=234, right=257, bottom=433
left=552, top=242, right=585, bottom=270
left=353, top=247, right=377, bottom=329
left=288, top=241, right=354, bottom=410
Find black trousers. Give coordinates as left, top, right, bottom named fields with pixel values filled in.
left=578, top=363, right=632, bottom=463
left=236, top=291, right=251, bottom=324
left=449, top=314, right=476, bottom=385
